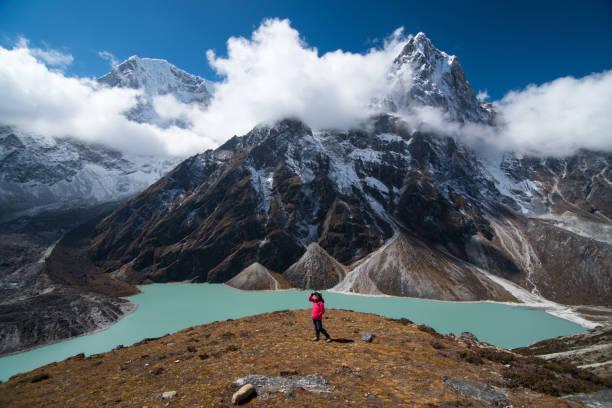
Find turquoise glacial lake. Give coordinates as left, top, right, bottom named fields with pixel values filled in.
left=0, top=283, right=584, bottom=381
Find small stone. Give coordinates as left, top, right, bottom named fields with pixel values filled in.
left=161, top=390, right=177, bottom=400
left=232, top=383, right=256, bottom=405
left=360, top=332, right=374, bottom=342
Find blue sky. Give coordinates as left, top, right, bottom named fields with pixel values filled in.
left=1, top=0, right=611, bottom=100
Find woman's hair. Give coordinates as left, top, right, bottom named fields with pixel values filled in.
left=313, top=292, right=324, bottom=303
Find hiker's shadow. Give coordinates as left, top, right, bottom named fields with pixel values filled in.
left=331, top=338, right=354, bottom=343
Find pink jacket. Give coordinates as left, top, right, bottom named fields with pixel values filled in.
left=308, top=295, right=325, bottom=320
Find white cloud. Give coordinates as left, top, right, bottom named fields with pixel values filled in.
left=492, top=71, right=612, bottom=156
left=395, top=72, right=612, bottom=158
left=16, top=37, right=74, bottom=69
left=98, top=50, right=119, bottom=68
left=1, top=23, right=610, bottom=159
left=391, top=71, right=612, bottom=158
left=0, top=22, right=408, bottom=157
left=158, top=19, right=612, bottom=158
left=159, top=19, right=407, bottom=141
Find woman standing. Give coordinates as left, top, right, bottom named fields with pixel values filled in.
left=308, top=292, right=332, bottom=342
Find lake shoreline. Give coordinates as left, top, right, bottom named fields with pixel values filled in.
left=0, top=283, right=586, bottom=382
left=3, top=283, right=594, bottom=360
left=0, top=300, right=139, bottom=361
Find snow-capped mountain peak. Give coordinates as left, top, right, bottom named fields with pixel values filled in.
left=386, top=32, right=493, bottom=124
left=97, top=56, right=213, bottom=126
left=100, top=55, right=212, bottom=102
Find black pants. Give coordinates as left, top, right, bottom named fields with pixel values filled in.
left=313, top=319, right=330, bottom=339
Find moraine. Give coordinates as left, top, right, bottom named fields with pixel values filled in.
left=0, top=283, right=584, bottom=382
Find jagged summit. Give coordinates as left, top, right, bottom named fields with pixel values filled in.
left=400, top=32, right=449, bottom=61
left=386, top=32, right=492, bottom=124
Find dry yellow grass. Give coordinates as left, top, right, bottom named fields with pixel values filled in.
left=0, top=309, right=601, bottom=407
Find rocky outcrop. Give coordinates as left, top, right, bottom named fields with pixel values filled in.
left=284, top=243, right=346, bottom=290
left=563, top=389, right=612, bottom=407
left=226, top=263, right=290, bottom=291
left=515, top=326, right=612, bottom=380
left=234, top=374, right=333, bottom=397
left=443, top=377, right=509, bottom=406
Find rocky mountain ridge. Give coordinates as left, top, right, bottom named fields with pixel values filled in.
left=76, top=33, right=612, bottom=308
left=84, top=111, right=611, bottom=306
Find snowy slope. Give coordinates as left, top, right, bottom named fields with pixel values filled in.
left=0, top=126, right=178, bottom=219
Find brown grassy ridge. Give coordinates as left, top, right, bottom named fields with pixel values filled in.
left=1, top=309, right=609, bottom=407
